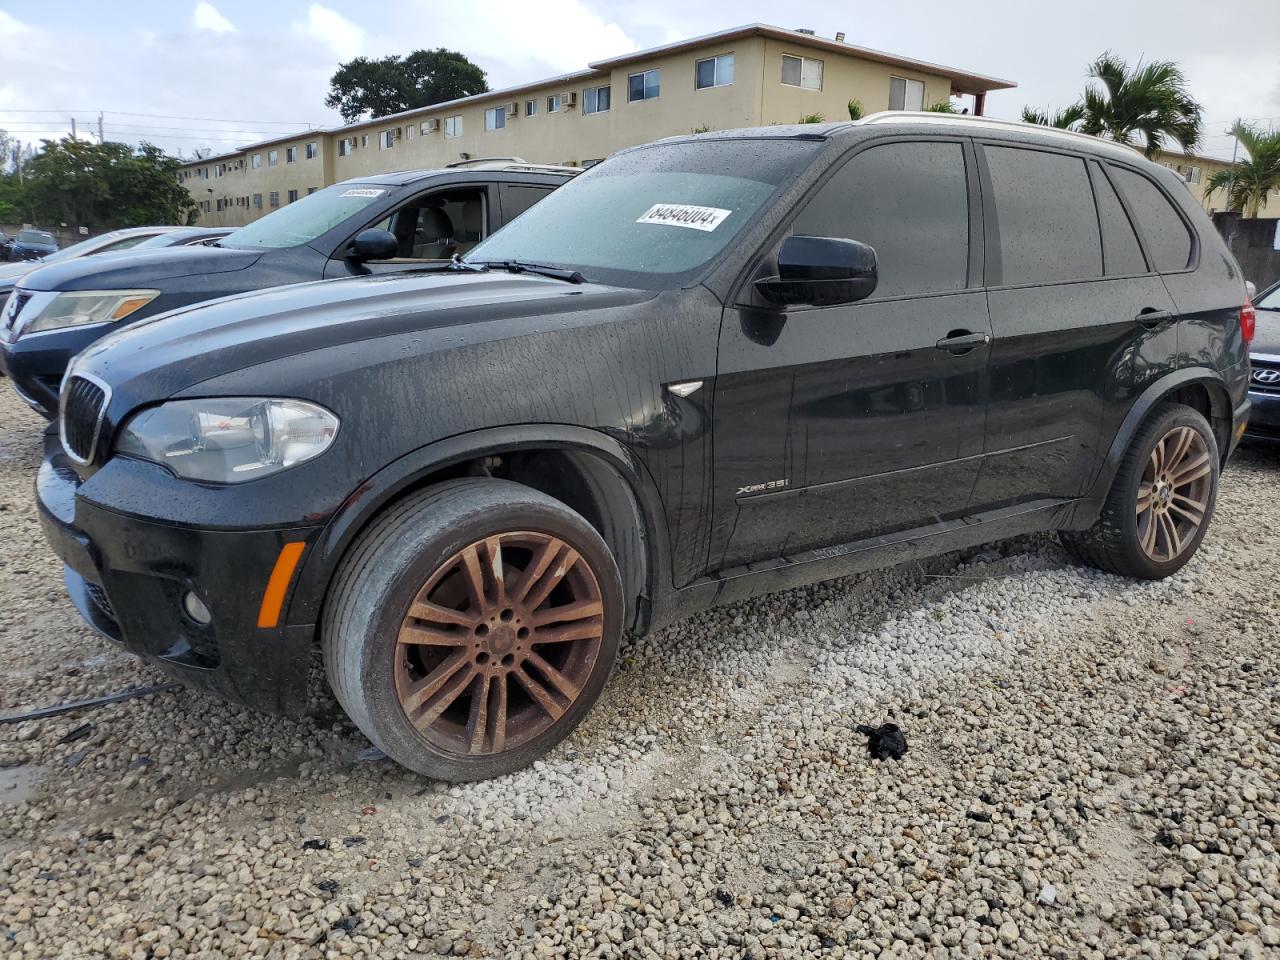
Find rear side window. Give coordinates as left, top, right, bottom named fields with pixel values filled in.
left=501, top=185, right=553, bottom=222
left=791, top=140, right=969, bottom=299
left=1089, top=164, right=1147, bottom=276
left=1109, top=167, right=1194, bottom=272
left=984, top=146, right=1101, bottom=285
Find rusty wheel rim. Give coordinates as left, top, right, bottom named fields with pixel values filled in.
left=393, top=531, right=604, bottom=758
left=1136, top=426, right=1211, bottom=563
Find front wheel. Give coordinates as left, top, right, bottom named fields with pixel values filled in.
left=1061, top=402, right=1219, bottom=579
left=322, top=479, right=623, bottom=781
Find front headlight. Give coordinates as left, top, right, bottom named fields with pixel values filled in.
left=24, top=289, right=159, bottom=334
left=115, top=398, right=339, bottom=483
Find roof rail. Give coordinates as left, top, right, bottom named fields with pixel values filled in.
left=857, top=111, right=1143, bottom=157
left=443, top=156, right=580, bottom=174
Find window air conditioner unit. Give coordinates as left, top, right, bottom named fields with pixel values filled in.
left=562, top=91, right=577, bottom=108
left=423, top=118, right=439, bottom=133
left=505, top=101, right=519, bottom=118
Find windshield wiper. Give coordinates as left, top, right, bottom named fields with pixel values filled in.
left=477, top=260, right=587, bottom=284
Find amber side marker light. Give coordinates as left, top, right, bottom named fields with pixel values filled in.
left=257, top=542, right=307, bottom=629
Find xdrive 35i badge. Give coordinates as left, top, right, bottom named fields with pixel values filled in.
left=737, top=479, right=789, bottom=497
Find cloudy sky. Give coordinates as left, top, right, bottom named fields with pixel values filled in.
left=1, top=0, right=1277, bottom=161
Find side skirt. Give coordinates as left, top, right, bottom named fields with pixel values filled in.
left=649, top=497, right=1095, bottom=631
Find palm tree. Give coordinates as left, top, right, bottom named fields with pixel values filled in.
left=847, top=99, right=864, bottom=121
left=1203, top=122, right=1280, bottom=217
left=798, top=113, right=826, bottom=124
left=1077, top=53, right=1202, bottom=156
left=1021, top=53, right=1202, bottom=158
left=1020, top=104, right=1086, bottom=129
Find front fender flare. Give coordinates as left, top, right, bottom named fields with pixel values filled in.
left=285, top=423, right=670, bottom=633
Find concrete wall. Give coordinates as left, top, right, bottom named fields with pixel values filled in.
left=1215, top=214, right=1280, bottom=291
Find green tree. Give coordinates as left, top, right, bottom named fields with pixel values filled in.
left=21, top=138, right=196, bottom=229
left=325, top=49, right=489, bottom=123
left=798, top=113, right=826, bottom=124
left=926, top=100, right=959, bottom=113
left=1023, top=53, right=1202, bottom=157
left=1203, top=122, right=1280, bottom=217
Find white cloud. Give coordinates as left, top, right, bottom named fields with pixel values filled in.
left=193, top=2, right=237, bottom=34
left=295, top=4, right=365, bottom=62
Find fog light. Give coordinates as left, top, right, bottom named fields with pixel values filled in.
left=183, top=591, right=212, bottom=625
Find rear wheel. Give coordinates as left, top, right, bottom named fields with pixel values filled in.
left=322, top=479, right=623, bottom=780
left=1061, top=403, right=1218, bottom=579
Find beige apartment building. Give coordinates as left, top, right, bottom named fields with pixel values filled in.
left=1153, top=149, right=1239, bottom=213
left=180, top=23, right=1016, bottom=227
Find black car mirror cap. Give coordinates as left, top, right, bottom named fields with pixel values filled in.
left=755, top=235, right=878, bottom=308
left=347, top=228, right=400, bottom=263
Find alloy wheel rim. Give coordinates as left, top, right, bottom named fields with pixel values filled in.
left=393, top=531, right=604, bottom=757
left=1136, top=426, right=1211, bottom=563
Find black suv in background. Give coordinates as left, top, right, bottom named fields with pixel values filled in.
left=36, top=116, right=1252, bottom=780
left=0, top=161, right=574, bottom=417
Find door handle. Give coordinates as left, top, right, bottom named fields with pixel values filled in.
left=935, top=330, right=991, bottom=354
left=1136, top=309, right=1175, bottom=329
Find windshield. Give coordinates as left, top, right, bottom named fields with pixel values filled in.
left=1258, top=284, right=1280, bottom=311
left=17, top=231, right=55, bottom=245
left=219, top=183, right=391, bottom=250
left=28, top=232, right=121, bottom=265
left=464, top=138, right=820, bottom=289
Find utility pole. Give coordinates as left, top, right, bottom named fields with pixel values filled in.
left=1226, top=117, right=1240, bottom=214
left=70, top=117, right=77, bottom=140
left=98, top=112, right=105, bottom=143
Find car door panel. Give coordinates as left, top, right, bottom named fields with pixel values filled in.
left=968, top=146, right=1178, bottom=512
left=710, top=138, right=989, bottom=570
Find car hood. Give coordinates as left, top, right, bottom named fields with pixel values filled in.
left=1254, top=309, right=1280, bottom=356
left=0, top=260, right=34, bottom=283
left=17, top=245, right=264, bottom=292
left=73, top=269, right=647, bottom=403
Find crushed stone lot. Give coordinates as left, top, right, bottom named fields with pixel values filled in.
left=0, top=386, right=1278, bottom=960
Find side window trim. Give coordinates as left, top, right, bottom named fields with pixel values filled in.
left=1086, top=159, right=1151, bottom=276
left=1100, top=160, right=1199, bottom=275
left=732, top=134, right=979, bottom=309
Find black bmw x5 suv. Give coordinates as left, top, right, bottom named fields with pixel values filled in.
left=37, top=115, right=1253, bottom=780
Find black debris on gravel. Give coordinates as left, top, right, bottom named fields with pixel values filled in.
left=856, top=723, right=908, bottom=761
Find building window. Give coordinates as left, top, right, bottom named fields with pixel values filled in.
left=406, top=125, right=415, bottom=140
left=250, top=154, right=261, bottom=169
left=286, top=146, right=297, bottom=163
left=695, top=54, right=734, bottom=89
left=287, top=189, right=299, bottom=203
left=216, top=198, right=225, bottom=211
left=269, top=191, right=280, bottom=209
left=253, top=193, right=262, bottom=210
left=267, top=149, right=278, bottom=167
left=628, top=69, right=660, bottom=102
left=308, top=186, right=318, bottom=195
left=525, top=99, right=538, bottom=117
left=782, top=55, right=823, bottom=90
left=485, top=106, right=506, bottom=131
left=584, top=85, right=611, bottom=115
left=360, top=134, right=369, bottom=147
left=443, top=116, right=462, bottom=138
left=381, top=129, right=397, bottom=149
left=306, top=141, right=318, bottom=159
left=547, top=94, right=561, bottom=113
left=888, top=76, right=925, bottom=111
left=420, top=120, right=434, bottom=135
left=338, top=138, right=350, bottom=157
left=1175, top=163, right=1202, bottom=185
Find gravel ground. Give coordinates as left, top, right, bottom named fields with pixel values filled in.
left=1, top=384, right=1278, bottom=960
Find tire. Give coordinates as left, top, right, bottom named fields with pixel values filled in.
left=322, top=478, right=623, bottom=781
left=1061, top=402, right=1219, bottom=579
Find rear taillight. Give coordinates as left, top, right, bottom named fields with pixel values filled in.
left=1241, top=297, right=1256, bottom=344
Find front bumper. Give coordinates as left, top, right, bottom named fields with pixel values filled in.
left=1244, top=388, right=1280, bottom=441
left=0, top=324, right=107, bottom=419
left=36, top=429, right=321, bottom=715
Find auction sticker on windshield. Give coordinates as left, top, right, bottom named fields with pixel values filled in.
left=340, top=188, right=386, bottom=198
left=636, top=204, right=732, bottom=232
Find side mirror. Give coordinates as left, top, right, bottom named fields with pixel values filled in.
left=755, top=235, right=878, bottom=307
left=347, top=228, right=399, bottom=262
